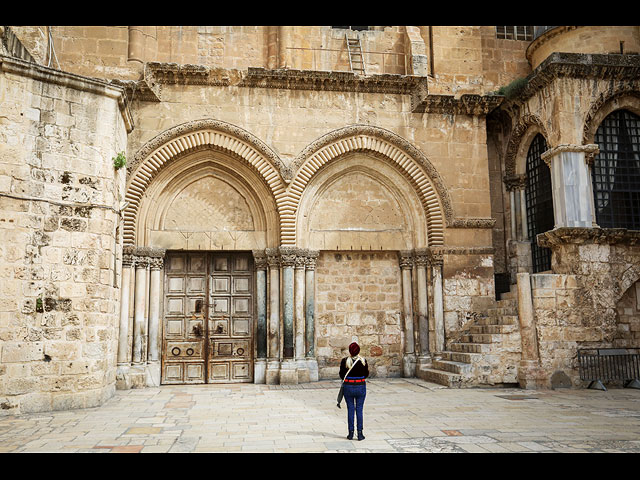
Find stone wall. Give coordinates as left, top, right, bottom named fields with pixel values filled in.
left=522, top=228, right=640, bottom=388
left=314, top=251, right=403, bottom=379
left=0, top=57, right=128, bottom=414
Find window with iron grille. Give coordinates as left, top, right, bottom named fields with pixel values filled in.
left=496, top=26, right=534, bottom=41
left=592, top=109, right=640, bottom=230
left=525, top=134, right=554, bottom=273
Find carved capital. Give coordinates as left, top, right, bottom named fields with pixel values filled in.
left=252, top=250, right=268, bottom=270
left=399, top=251, right=414, bottom=269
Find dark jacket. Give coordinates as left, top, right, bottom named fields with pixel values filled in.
left=339, top=356, right=369, bottom=380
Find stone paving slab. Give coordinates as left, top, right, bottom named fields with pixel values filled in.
left=1, top=378, right=639, bottom=453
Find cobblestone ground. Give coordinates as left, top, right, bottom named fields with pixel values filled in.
left=1, top=378, right=640, bottom=453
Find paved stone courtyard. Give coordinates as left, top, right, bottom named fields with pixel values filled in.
left=1, top=378, right=639, bottom=453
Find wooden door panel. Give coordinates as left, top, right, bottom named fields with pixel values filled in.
left=162, top=252, right=253, bottom=384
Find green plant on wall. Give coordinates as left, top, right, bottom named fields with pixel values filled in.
left=493, top=77, right=529, bottom=100
left=113, top=151, right=127, bottom=170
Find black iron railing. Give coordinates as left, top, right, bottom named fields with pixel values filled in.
left=578, top=348, right=640, bottom=390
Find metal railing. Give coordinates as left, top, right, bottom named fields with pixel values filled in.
left=578, top=348, right=640, bottom=390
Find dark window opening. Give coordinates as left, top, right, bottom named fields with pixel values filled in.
left=332, top=26, right=369, bottom=31
left=592, top=109, right=640, bottom=230
left=496, top=26, right=534, bottom=41
left=525, top=134, right=554, bottom=273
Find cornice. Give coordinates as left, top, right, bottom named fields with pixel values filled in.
left=140, top=62, right=502, bottom=116
left=501, top=53, right=640, bottom=108
left=538, top=227, right=640, bottom=248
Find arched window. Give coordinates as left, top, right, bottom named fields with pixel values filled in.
left=525, top=134, right=554, bottom=273
left=592, top=109, right=640, bottom=230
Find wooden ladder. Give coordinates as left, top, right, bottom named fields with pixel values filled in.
left=346, top=34, right=366, bottom=75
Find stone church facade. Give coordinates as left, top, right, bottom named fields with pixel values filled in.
left=1, top=26, right=639, bottom=414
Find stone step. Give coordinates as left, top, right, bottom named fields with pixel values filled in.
left=440, top=350, right=478, bottom=364
left=499, top=289, right=517, bottom=300
left=432, top=358, right=472, bottom=375
left=417, top=366, right=462, bottom=387
left=477, top=314, right=518, bottom=326
left=460, top=333, right=502, bottom=344
left=469, top=324, right=518, bottom=335
left=450, top=342, right=491, bottom=354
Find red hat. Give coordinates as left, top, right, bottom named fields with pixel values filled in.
left=349, top=342, right=360, bottom=356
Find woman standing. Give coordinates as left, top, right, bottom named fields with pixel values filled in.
left=339, top=342, right=369, bottom=440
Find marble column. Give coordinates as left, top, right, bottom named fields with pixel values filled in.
left=400, top=251, right=416, bottom=377
left=414, top=249, right=430, bottom=366
left=132, top=256, right=149, bottom=365
left=431, top=252, right=445, bottom=353
left=147, top=257, right=163, bottom=363
left=541, top=144, right=600, bottom=228
left=294, top=251, right=310, bottom=382
left=516, top=272, right=544, bottom=389
left=279, top=247, right=298, bottom=384
left=305, top=251, right=319, bottom=381
left=146, top=254, right=164, bottom=386
left=253, top=251, right=268, bottom=384
left=265, top=248, right=280, bottom=384
left=117, top=252, right=134, bottom=365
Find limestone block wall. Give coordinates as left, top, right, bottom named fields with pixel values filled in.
left=442, top=251, right=495, bottom=346
left=0, top=57, right=128, bottom=414
left=314, top=251, right=403, bottom=379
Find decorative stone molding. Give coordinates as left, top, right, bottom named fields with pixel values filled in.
left=289, top=124, right=452, bottom=247
left=449, top=218, right=496, bottom=229
left=430, top=246, right=494, bottom=256
left=265, top=248, right=281, bottom=268
left=149, top=257, right=164, bottom=270
left=582, top=88, right=640, bottom=145
left=503, top=114, right=547, bottom=178
left=538, top=227, right=640, bottom=248
left=278, top=246, right=299, bottom=267
left=242, top=67, right=427, bottom=96
left=412, top=93, right=503, bottom=115
left=123, top=119, right=289, bottom=246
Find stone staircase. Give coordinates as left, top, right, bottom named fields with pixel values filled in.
left=417, top=289, right=522, bottom=387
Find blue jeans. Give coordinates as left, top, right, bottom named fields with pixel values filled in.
left=343, top=382, right=366, bottom=432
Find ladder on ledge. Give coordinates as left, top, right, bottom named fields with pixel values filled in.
left=346, top=34, right=366, bottom=75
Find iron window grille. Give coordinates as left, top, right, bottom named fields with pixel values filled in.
left=525, top=134, right=554, bottom=273
left=592, top=109, right=640, bottom=231
left=496, top=26, right=534, bottom=41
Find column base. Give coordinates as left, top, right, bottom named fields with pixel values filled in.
left=279, top=359, right=299, bottom=385
left=403, top=353, right=417, bottom=378
left=296, top=358, right=310, bottom=383
left=306, top=358, right=319, bottom=382
left=417, top=354, right=432, bottom=369
left=254, top=358, right=267, bottom=384
left=517, top=360, right=547, bottom=389
left=115, top=363, right=152, bottom=390
left=265, top=360, right=281, bottom=385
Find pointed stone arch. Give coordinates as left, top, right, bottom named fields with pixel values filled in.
left=122, top=119, right=289, bottom=246
left=284, top=125, right=453, bottom=247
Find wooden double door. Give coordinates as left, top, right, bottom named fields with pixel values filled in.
left=162, top=252, right=254, bottom=384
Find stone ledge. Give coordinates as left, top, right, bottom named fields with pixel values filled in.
left=538, top=227, right=640, bottom=248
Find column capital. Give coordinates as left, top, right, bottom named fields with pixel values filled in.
left=413, top=249, right=430, bottom=267
left=399, top=250, right=414, bottom=269
left=279, top=246, right=298, bottom=267
left=149, top=257, right=164, bottom=270
left=305, top=250, right=319, bottom=270
left=540, top=143, right=600, bottom=167
left=265, top=248, right=281, bottom=267
left=503, top=174, right=527, bottom=192
left=252, top=250, right=268, bottom=270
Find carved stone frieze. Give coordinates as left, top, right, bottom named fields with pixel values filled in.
left=538, top=227, right=640, bottom=248
left=503, top=174, right=527, bottom=192
left=449, top=218, right=496, bottom=229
